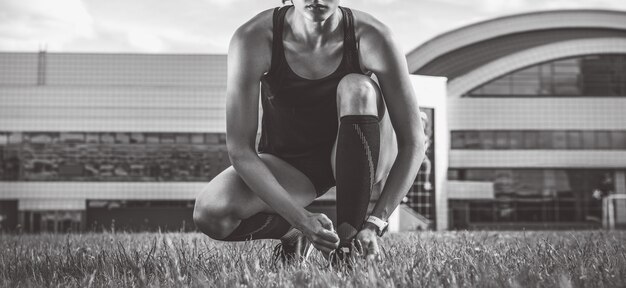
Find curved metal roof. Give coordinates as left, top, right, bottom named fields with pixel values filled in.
left=406, top=9, right=626, bottom=80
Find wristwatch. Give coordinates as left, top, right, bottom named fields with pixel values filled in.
left=365, top=215, right=389, bottom=237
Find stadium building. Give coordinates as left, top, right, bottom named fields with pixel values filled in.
left=407, top=9, right=626, bottom=229
left=0, top=49, right=437, bottom=232
left=1, top=9, right=625, bottom=232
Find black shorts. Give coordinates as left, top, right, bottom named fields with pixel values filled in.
left=260, top=152, right=335, bottom=197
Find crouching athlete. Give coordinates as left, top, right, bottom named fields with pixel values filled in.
left=193, top=0, right=427, bottom=265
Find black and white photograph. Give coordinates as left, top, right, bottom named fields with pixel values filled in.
left=1, top=0, right=626, bottom=287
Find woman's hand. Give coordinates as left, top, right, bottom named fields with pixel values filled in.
left=356, top=224, right=381, bottom=260
left=296, top=212, right=339, bottom=254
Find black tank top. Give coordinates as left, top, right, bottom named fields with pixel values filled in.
left=257, top=5, right=365, bottom=158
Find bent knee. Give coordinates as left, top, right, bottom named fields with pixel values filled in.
left=193, top=201, right=239, bottom=240
left=337, top=74, right=380, bottom=115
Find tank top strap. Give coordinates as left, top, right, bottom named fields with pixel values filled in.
left=339, top=6, right=363, bottom=74
left=269, top=5, right=291, bottom=76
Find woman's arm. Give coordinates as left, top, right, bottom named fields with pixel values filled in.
left=225, top=16, right=338, bottom=252
left=358, top=15, right=428, bottom=224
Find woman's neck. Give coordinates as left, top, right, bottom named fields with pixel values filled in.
left=286, top=7, right=342, bottom=48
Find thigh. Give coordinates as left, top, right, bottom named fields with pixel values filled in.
left=195, top=153, right=318, bottom=220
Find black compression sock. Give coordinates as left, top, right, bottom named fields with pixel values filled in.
left=222, top=212, right=292, bottom=241
left=335, top=114, right=380, bottom=246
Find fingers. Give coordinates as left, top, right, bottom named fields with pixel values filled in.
left=311, top=238, right=338, bottom=254
left=318, top=229, right=339, bottom=244
left=366, top=239, right=381, bottom=260
left=317, top=214, right=334, bottom=231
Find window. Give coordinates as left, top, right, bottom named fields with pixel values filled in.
left=495, top=131, right=509, bottom=149
left=464, top=131, right=481, bottom=149
left=86, top=133, right=100, bottom=143
left=8, top=132, right=22, bottom=144
left=611, top=131, right=626, bottom=149
left=582, top=131, right=595, bottom=149
left=596, top=131, right=611, bottom=149
left=552, top=131, right=567, bottom=149
left=191, top=134, right=204, bottom=144
left=161, top=134, right=175, bottom=144
left=115, top=133, right=130, bottom=144
left=451, top=131, right=464, bottom=149
left=146, top=134, right=160, bottom=144
left=130, top=133, right=144, bottom=144
left=567, top=131, right=582, bottom=149
left=509, top=131, right=523, bottom=149
left=523, top=131, right=538, bottom=149
left=538, top=131, right=553, bottom=149
left=479, top=131, right=495, bottom=149
left=466, top=54, right=626, bottom=97
left=175, top=134, right=189, bottom=144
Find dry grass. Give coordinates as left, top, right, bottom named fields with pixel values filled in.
left=1, top=231, right=625, bottom=287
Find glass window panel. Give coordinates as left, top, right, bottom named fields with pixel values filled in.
left=539, top=75, right=553, bottom=95
left=553, top=75, right=580, bottom=95
left=146, top=133, right=160, bottom=144
left=28, top=132, right=56, bottom=144
left=466, top=169, right=494, bottom=181
left=537, top=131, right=553, bottom=149
left=115, top=133, right=130, bottom=144
left=509, top=131, right=523, bottom=149
left=517, top=66, right=539, bottom=75
left=130, top=133, right=144, bottom=143
left=552, top=131, right=567, bottom=149
left=540, top=63, right=552, bottom=75
left=219, top=133, right=227, bottom=144
left=479, top=131, right=495, bottom=149
left=101, top=133, right=115, bottom=144
left=523, top=131, right=538, bottom=149
left=206, top=134, right=220, bottom=144
left=8, top=132, right=22, bottom=144
left=495, top=131, right=509, bottom=149
left=448, top=169, right=460, bottom=180
left=469, top=202, right=494, bottom=222
left=85, top=133, right=99, bottom=143
left=191, top=134, right=204, bottom=144
left=582, top=131, right=595, bottom=149
left=611, top=131, right=626, bottom=149
left=463, top=131, right=480, bottom=149
left=512, top=82, right=540, bottom=95
left=596, top=131, right=611, bottom=149
left=481, top=84, right=511, bottom=95
left=553, top=64, right=581, bottom=74
left=161, top=134, right=175, bottom=144
left=60, top=132, right=84, bottom=143
left=451, top=131, right=464, bottom=149
left=0, top=134, right=7, bottom=145
left=567, top=131, right=582, bottom=149
left=175, top=134, right=189, bottom=144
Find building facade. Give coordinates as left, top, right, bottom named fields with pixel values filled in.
left=407, top=9, right=626, bottom=229
left=0, top=51, right=437, bottom=232
left=0, top=52, right=230, bottom=232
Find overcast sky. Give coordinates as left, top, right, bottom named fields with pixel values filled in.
left=1, top=0, right=626, bottom=54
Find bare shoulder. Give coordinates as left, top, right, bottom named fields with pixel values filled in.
left=229, top=8, right=276, bottom=74
left=232, top=8, right=274, bottom=41
left=347, top=8, right=401, bottom=73
left=349, top=9, right=394, bottom=46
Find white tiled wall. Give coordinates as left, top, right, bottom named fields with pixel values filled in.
left=448, top=98, right=626, bottom=130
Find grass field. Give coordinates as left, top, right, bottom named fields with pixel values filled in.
left=1, top=231, right=625, bottom=287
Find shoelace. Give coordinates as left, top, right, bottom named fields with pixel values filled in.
left=271, top=242, right=287, bottom=267
left=327, top=240, right=363, bottom=270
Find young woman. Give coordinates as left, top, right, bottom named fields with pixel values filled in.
left=194, top=0, right=427, bottom=263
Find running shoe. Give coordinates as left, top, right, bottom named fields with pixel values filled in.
left=272, top=234, right=314, bottom=266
